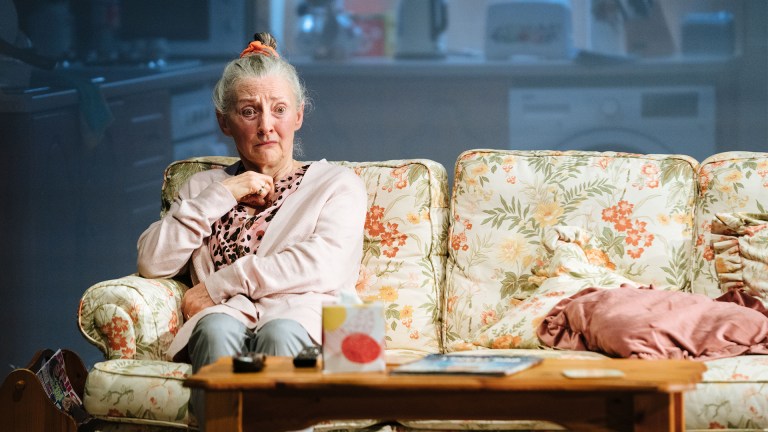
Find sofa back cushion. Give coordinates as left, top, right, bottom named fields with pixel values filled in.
left=445, top=150, right=698, bottom=350
left=692, top=152, right=768, bottom=298
left=161, top=157, right=449, bottom=353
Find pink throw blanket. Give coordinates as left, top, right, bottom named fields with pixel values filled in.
left=537, top=285, right=768, bottom=360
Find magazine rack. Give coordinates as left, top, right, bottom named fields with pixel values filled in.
left=0, top=349, right=87, bottom=432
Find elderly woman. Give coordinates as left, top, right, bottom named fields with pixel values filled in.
left=136, top=32, right=366, bottom=421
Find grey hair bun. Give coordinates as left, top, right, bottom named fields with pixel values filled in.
left=253, top=32, right=278, bottom=50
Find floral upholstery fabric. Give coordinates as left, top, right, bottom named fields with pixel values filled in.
left=711, top=212, right=768, bottom=306
left=686, top=355, right=768, bottom=429
left=79, top=275, right=189, bottom=360
left=337, top=160, right=449, bottom=352
left=158, top=156, right=236, bottom=217
left=445, top=150, right=698, bottom=350
left=85, top=423, right=190, bottom=432
left=470, top=226, right=638, bottom=350
left=394, top=420, right=565, bottom=430
left=692, top=152, right=768, bottom=298
left=84, top=360, right=193, bottom=428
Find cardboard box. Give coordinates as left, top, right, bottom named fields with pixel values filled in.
left=322, top=303, right=386, bottom=373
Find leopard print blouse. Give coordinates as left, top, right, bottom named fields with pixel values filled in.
left=208, top=163, right=311, bottom=270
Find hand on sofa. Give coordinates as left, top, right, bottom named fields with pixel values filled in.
left=180, top=281, right=215, bottom=321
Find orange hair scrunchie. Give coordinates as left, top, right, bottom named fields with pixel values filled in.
left=239, top=41, right=280, bottom=59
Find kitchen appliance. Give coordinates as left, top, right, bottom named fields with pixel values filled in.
left=295, top=0, right=363, bottom=60
left=24, top=0, right=74, bottom=60
left=118, top=0, right=255, bottom=60
left=508, top=86, right=716, bottom=161
left=395, top=0, right=447, bottom=59
left=485, top=0, right=573, bottom=60
left=682, top=12, right=735, bottom=58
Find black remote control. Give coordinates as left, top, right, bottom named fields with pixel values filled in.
left=232, top=352, right=266, bottom=373
left=293, top=345, right=321, bottom=368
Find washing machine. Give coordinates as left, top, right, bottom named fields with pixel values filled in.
left=508, top=86, right=716, bottom=161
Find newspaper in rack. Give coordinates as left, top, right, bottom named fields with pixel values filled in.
left=391, top=354, right=543, bottom=376
left=35, top=349, right=84, bottom=410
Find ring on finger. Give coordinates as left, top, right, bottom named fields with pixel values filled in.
left=258, top=185, right=266, bottom=195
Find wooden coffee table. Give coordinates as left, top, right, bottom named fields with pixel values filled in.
left=185, top=355, right=705, bottom=432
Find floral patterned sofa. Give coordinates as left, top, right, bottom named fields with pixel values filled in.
left=77, top=150, right=768, bottom=431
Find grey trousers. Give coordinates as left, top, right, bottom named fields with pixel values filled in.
left=187, top=313, right=314, bottom=431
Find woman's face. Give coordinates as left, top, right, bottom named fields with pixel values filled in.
left=217, top=74, right=304, bottom=174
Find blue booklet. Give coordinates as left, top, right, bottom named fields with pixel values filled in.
left=391, top=354, right=543, bottom=376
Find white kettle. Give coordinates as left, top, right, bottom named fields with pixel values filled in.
left=395, top=0, right=448, bottom=59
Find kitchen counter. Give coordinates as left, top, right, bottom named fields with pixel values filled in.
left=1, top=55, right=738, bottom=113
left=0, top=60, right=227, bottom=113
left=292, top=54, right=737, bottom=79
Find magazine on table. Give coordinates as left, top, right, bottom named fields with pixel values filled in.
left=391, top=354, right=543, bottom=376
left=35, top=349, right=84, bottom=412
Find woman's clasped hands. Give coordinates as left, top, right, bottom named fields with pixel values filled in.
left=221, top=170, right=276, bottom=208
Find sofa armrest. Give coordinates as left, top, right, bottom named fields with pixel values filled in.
left=78, top=275, right=189, bottom=361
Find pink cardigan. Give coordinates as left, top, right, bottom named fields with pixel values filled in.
left=137, top=160, right=367, bottom=360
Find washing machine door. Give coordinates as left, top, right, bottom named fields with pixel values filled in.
left=557, top=127, right=676, bottom=155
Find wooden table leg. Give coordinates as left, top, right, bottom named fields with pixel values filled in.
left=633, top=392, right=682, bottom=432
left=205, top=391, right=242, bottom=432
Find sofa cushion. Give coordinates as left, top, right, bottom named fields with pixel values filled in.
left=711, top=212, right=768, bottom=306
left=84, top=359, right=193, bottom=428
left=470, top=226, right=637, bottom=350
left=314, top=420, right=386, bottom=431
left=395, top=420, right=566, bottom=430
left=686, top=355, right=768, bottom=429
left=692, top=152, right=768, bottom=299
left=445, top=150, right=698, bottom=350
left=337, top=160, right=449, bottom=352
left=161, top=157, right=449, bottom=353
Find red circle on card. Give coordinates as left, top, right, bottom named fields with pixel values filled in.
left=341, top=333, right=381, bottom=364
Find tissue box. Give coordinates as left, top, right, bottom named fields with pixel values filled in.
left=322, top=303, right=386, bottom=373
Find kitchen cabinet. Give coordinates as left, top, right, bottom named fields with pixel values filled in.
left=170, top=84, right=227, bottom=160
left=81, top=89, right=172, bottom=283
left=0, top=61, right=227, bottom=370
left=0, top=106, right=82, bottom=365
